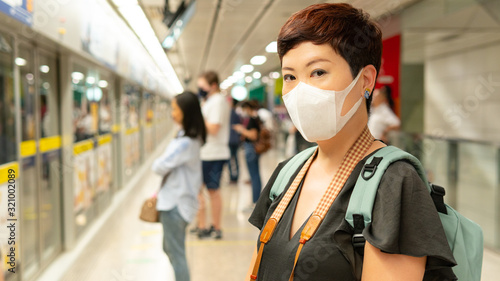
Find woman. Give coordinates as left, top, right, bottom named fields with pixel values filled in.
left=152, top=91, right=206, bottom=281
left=233, top=100, right=262, bottom=206
left=368, top=85, right=400, bottom=142
left=247, top=3, right=456, bottom=281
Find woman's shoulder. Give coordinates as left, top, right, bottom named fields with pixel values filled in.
left=380, top=160, right=425, bottom=192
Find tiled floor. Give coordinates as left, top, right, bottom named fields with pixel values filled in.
left=58, top=148, right=281, bottom=281
left=44, top=148, right=500, bottom=281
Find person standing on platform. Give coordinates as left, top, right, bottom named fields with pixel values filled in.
left=228, top=98, right=242, bottom=184
left=196, top=70, right=230, bottom=239
left=233, top=101, right=262, bottom=207
left=367, top=85, right=400, bottom=143
left=247, top=3, right=456, bottom=280
left=152, top=91, right=206, bottom=281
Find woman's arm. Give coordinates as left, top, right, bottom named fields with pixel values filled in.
left=151, top=138, right=192, bottom=176
left=245, top=248, right=258, bottom=281
left=205, top=121, right=221, bottom=135
left=361, top=241, right=427, bottom=281
left=233, top=124, right=258, bottom=141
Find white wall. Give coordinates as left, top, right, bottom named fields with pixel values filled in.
left=424, top=39, right=500, bottom=142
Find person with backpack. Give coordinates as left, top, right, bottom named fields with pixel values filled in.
left=246, top=3, right=461, bottom=281
left=233, top=100, right=263, bottom=207
left=152, top=91, right=206, bottom=281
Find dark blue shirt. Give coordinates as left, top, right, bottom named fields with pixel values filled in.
left=229, top=109, right=241, bottom=145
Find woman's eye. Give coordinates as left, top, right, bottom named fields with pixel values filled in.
left=283, top=74, right=296, bottom=82
left=311, top=69, right=327, bottom=77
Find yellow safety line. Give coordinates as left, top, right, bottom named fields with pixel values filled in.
left=0, top=163, right=18, bottom=184
left=98, top=134, right=112, bottom=146
left=40, top=136, right=62, bottom=153
left=73, top=140, right=94, bottom=155
left=126, top=127, right=139, bottom=135
left=20, top=140, right=37, bottom=157
left=112, top=124, right=121, bottom=133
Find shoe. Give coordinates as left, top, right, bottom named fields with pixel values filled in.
left=213, top=229, right=223, bottom=240
left=197, top=228, right=212, bottom=239
left=189, top=227, right=200, bottom=234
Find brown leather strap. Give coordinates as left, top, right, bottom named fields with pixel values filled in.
left=250, top=218, right=278, bottom=280
left=288, top=242, right=305, bottom=281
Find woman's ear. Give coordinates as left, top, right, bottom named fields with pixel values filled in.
left=362, top=65, right=377, bottom=96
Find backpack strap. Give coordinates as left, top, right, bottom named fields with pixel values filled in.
left=345, top=146, right=431, bottom=255
left=269, top=146, right=317, bottom=200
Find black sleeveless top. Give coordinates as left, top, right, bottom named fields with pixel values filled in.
left=249, top=151, right=457, bottom=281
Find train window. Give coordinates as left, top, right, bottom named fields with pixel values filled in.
left=38, top=52, right=59, bottom=138
left=72, top=63, right=99, bottom=142
left=19, top=44, right=36, bottom=142
left=98, top=74, right=112, bottom=135
left=0, top=32, right=16, bottom=164
left=122, top=83, right=140, bottom=130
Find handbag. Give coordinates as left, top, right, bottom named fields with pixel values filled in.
left=139, top=196, right=159, bottom=222
left=253, top=119, right=272, bottom=155
left=139, top=174, right=168, bottom=223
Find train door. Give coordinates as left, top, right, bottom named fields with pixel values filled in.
left=18, top=42, right=62, bottom=280
left=0, top=30, right=19, bottom=281
left=70, top=61, right=115, bottom=237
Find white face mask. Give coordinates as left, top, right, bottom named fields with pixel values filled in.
left=283, top=71, right=363, bottom=142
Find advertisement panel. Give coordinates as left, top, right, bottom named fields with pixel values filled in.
left=96, top=137, right=112, bottom=193
left=73, top=141, right=95, bottom=213
left=0, top=0, right=33, bottom=26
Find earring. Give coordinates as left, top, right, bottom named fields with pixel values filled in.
left=364, top=88, right=371, bottom=99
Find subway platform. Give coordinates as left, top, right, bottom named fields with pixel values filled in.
left=35, top=146, right=500, bottom=281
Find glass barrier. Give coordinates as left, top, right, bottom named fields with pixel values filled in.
left=389, top=132, right=500, bottom=249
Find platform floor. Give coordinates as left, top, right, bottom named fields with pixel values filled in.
left=41, top=148, right=499, bottom=281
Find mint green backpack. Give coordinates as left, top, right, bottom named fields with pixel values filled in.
left=270, top=146, right=483, bottom=281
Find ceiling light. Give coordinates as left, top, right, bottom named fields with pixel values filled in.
left=15, top=57, right=27, bottom=66
left=240, top=64, right=254, bottom=73
left=245, top=76, right=253, bottom=83
left=71, top=72, right=84, bottom=80
left=233, top=71, right=245, bottom=80
left=39, top=65, right=50, bottom=73
left=250, top=55, right=267, bottom=65
left=98, top=80, right=108, bottom=88
left=253, top=72, right=261, bottom=79
left=270, top=72, right=280, bottom=79
left=266, top=41, right=277, bottom=53
left=262, top=76, right=270, bottom=83
left=163, top=36, right=175, bottom=49
left=231, top=85, right=248, bottom=101
left=117, top=2, right=183, bottom=94
left=86, top=77, right=96, bottom=85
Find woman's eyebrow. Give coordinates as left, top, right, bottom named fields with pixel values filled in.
left=282, top=58, right=332, bottom=71
left=306, top=58, right=331, bottom=67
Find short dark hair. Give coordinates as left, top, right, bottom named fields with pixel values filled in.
left=175, top=91, right=206, bottom=143
left=277, top=3, right=382, bottom=113
left=240, top=100, right=259, bottom=110
left=199, top=70, right=219, bottom=87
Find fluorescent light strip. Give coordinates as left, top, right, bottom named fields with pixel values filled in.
left=117, top=3, right=183, bottom=94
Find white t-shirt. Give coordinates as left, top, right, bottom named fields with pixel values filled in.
left=201, top=93, right=230, bottom=160
left=258, top=108, right=274, bottom=131
left=368, top=103, right=401, bottom=139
